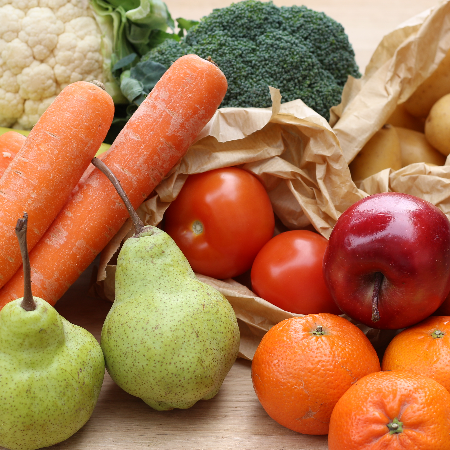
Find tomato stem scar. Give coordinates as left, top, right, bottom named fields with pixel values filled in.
left=192, top=220, right=204, bottom=235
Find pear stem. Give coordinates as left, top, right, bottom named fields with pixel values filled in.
left=91, top=157, right=145, bottom=235
left=371, top=272, right=383, bottom=322
left=15, top=213, right=36, bottom=311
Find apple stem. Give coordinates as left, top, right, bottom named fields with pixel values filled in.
left=91, top=157, right=145, bottom=236
left=15, top=213, right=36, bottom=312
left=371, top=272, right=383, bottom=322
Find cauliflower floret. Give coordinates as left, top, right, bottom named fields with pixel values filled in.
left=18, top=7, right=64, bottom=60
left=0, top=5, right=24, bottom=42
left=0, top=1, right=38, bottom=12
left=54, top=17, right=103, bottom=86
left=18, top=95, right=56, bottom=129
left=47, top=0, right=94, bottom=22
left=18, top=60, right=58, bottom=101
left=0, top=1, right=109, bottom=129
left=2, top=39, right=35, bottom=75
left=0, top=69, right=19, bottom=93
left=0, top=88, right=23, bottom=125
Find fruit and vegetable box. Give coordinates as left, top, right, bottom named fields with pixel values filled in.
left=2, top=0, right=450, bottom=449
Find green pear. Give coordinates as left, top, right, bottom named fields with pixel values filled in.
left=94, top=158, right=240, bottom=411
left=0, top=214, right=105, bottom=450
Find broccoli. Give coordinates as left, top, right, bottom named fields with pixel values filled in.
left=141, top=0, right=361, bottom=121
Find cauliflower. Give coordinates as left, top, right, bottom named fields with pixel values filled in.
left=0, top=0, right=119, bottom=129
left=0, top=0, right=186, bottom=138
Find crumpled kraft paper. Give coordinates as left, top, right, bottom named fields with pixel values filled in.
left=330, top=0, right=450, bottom=220
left=330, top=0, right=450, bottom=166
left=92, top=88, right=366, bottom=360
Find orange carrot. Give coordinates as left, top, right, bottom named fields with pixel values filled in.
left=0, top=131, right=26, bottom=179
left=0, top=81, right=114, bottom=289
left=0, top=54, right=227, bottom=307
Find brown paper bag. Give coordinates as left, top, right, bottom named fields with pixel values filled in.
left=330, top=1, right=450, bottom=206
left=331, top=2, right=450, bottom=160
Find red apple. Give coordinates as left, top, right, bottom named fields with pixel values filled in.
left=434, top=290, right=450, bottom=316
left=323, top=192, right=450, bottom=329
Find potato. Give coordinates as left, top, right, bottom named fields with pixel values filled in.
left=404, top=49, right=450, bottom=118
left=424, top=93, right=450, bottom=156
left=387, top=103, right=425, bottom=132
left=349, top=124, right=402, bottom=181
left=395, top=126, right=445, bottom=166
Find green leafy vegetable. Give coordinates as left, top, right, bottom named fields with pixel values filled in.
left=120, top=60, right=167, bottom=103
left=90, top=0, right=175, bottom=68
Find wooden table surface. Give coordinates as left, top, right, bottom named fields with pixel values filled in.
left=17, top=1, right=441, bottom=449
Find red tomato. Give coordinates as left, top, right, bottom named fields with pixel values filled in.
left=164, top=167, right=275, bottom=279
left=250, top=230, right=341, bottom=315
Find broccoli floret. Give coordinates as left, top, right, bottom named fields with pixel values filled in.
left=144, top=0, right=361, bottom=120
left=144, top=38, right=188, bottom=67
